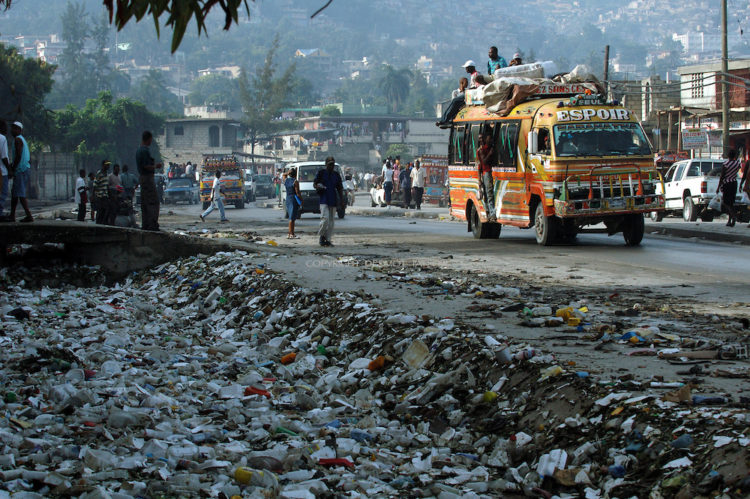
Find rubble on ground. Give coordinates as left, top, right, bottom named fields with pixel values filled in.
left=1, top=252, right=749, bottom=498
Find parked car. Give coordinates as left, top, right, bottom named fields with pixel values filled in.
left=163, top=177, right=199, bottom=204
left=253, top=174, right=275, bottom=198
left=242, top=171, right=255, bottom=202
left=652, top=158, right=748, bottom=222
left=286, top=161, right=347, bottom=218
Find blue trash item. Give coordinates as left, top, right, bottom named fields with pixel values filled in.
left=619, top=331, right=645, bottom=342
left=325, top=419, right=342, bottom=429
left=692, top=395, right=727, bottom=405
left=608, top=465, right=626, bottom=478
left=350, top=429, right=374, bottom=442
left=671, top=434, right=693, bottom=449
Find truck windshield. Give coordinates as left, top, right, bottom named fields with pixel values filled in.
left=554, top=123, right=651, bottom=157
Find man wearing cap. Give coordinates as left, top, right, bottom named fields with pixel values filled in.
left=0, top=121, right=9, bottom=220
left=136, top=130, right=162, bottom=231
left=313, top=156, right=344, bottom=247
left=463, top=60, right=484, bottom=89
left=487, top=46, right=508, bottom=74
left=8, top=121, right=33, bottom=223
left=93, top=160, right=111, bottom=224
left=509, top=53, right=523, bottom=66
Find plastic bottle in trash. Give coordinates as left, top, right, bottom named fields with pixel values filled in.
left=234, top=467, right=279, bottom=489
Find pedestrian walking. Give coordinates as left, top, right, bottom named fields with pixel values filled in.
left=285, top=169, right=301, bottom=238
left=399, top=162, right=412, bottom=208
left=87, top=172, right=96, bottom=221
left=382, top=162, right=394, bottom=208
left=411, top=160, right=426, bottom=210
left=8, top=121, right=34, bottom=223
left=313, top=156, right=344, bottom=246
left=0, top=121, right=9, bottom=220
left=718, top=148, right=741, bottom=227
left=199, top=170, right=228, bottom=223
left=136, top=131, right=162, bottom=231
left=75, top=169, right=88, bottom=221
left=93, top=160, right=110, bottom=225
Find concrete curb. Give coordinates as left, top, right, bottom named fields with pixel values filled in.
left=645, top=224, right=750, bottom=245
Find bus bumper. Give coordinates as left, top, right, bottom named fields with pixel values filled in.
left=554, top=195, right=665, bottom=217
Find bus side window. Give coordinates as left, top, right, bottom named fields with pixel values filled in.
left=468, top=124, right=481, bottom=166
left=450, top=126, right=465, bottom=165
left=496, top=122, right=520, bottom=168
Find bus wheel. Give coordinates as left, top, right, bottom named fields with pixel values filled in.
left=622, top=214, right=645, bottom=246
left=471, top=204, right=492, bottom=239
left=534, top=203, right=557, bottom=246
left=488, top=222, right=502, bottom=239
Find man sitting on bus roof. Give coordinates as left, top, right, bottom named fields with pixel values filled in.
left=436, top=77, right=469, bottom=128
left=487, top=46, right=508, bottom=74
left=509, top=53, right=523, bottom=66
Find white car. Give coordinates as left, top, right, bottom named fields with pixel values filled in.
left=653, top=158, right=746, bottom=222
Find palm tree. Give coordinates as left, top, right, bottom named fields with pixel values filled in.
left=379, top=66, right=411, bottom=113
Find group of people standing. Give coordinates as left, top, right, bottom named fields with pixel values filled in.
left=0, top=120, right=34, bottom=223
left=74, top=131, right=162, bottom=231
left=379, top=156, right=426, bottom=209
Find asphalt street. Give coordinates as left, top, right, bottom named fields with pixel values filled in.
left=162, top=193, right=748, bottom=309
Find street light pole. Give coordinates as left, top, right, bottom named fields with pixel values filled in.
left=721, top=0, right=730, bottom=156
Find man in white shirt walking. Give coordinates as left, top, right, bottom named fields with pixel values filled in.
left=411, top=160, right=426, bottom=210
left=75, top=169, right=88, bottom=221
left=199, top=170, right=228, bottom=222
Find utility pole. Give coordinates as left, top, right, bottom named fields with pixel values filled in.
left=603, top=45, right=610, bottom=99
left=721, top=0, right=730, bottom=156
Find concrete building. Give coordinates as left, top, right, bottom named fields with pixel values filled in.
left=159, top=118, right=245, bottom=166
left=677, top=59, right=750, bottom=158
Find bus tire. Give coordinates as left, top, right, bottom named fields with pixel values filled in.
left=650, top=210, right=663, bottom=222
left=488, top=222, right=502, bottom=239
left=534, top=203, right=557, bottom=246
left=622, top=214, right=645, bottom=246
left=470, top=204, right=492, bottom=239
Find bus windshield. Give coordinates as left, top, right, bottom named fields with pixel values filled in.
left=554, top=122, right=651, bottom=157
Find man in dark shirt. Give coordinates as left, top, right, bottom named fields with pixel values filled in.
left=135, top=130, right=162, bottom=231
left=313, top=156, right=343, bottom=246
left=477, top=132, right=497, bottom=222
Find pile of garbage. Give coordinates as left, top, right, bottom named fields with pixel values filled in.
left=1, top=252, right=749, bottom=498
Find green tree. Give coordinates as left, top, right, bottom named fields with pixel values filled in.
left=48, top=2, right=98, bottom=108
left=1, top=1, right=335, bottom=53
left=320, top=105, right=341, bottom=117
left=187, top=74, right=240, bottom=108
left=0, top=43, right=55, bottom=146
left=403, top=71, right=434, bottom=117
left=91, top=12, right=113, bottom=93
left=130, top=70, right=183, bottom=116
left=386, top=143, right=411, bottom=163
left=379, top=65, right=411, bottom=113
left=53, top=91, right=163, bottom=171
left=238, top=37, right=297, bottom=167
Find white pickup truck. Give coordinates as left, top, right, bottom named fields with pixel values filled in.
left=652, top=158, right=747, bottom=222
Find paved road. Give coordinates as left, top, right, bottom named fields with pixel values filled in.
left=166, top=196, right=748, bottom=306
